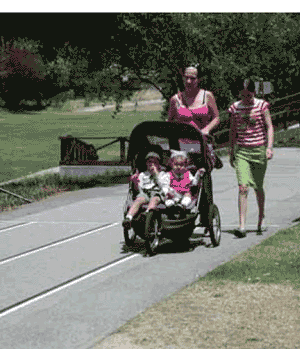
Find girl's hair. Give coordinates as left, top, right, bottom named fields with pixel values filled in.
left=168, top=155, right=188, bottom=169
left=233, top=77, right=256, bottom=94
left=243, top=78, right=256, bottom=92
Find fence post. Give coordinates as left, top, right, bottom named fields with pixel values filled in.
left=120, top=137, right=126, bottom=164
left=60, top=135, right=74, bottom=164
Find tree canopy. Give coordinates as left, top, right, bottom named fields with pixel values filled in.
left=0, top=13, right=299, bottom=114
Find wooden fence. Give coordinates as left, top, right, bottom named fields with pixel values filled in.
left=59, top=135, right=129, bottom=165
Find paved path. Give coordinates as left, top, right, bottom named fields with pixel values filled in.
left=0, top=148, right=299, bottom=349
left=77, top=99, right=164, bottom=113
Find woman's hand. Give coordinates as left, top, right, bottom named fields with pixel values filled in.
left=266, top=148, right=274, bottom=160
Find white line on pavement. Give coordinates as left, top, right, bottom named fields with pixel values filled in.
left=0, top=222, right=35, bottom=232
left=0, top=253, right=139, bottom=318
left=0, top=222, right=120, bottom=266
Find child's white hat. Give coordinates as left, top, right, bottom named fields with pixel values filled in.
left=170, top=150, right=188, bottom=159
left=145, top=151, right=161, bottom=160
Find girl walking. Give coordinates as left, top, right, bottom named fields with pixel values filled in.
left=228, top=78, right=274, bottom=236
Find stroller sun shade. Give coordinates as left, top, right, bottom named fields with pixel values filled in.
left=127, top=121, right=208, bottom=171
left=146, top=135, right=201, bottom=154
left=178, top=138, right=201, bottom=153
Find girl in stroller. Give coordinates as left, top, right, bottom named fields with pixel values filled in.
left=159, top=150, right=205, bottom=209
left=122, top=151, right=169, bottom=229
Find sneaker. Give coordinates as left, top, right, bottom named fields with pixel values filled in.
left=257, top=225, right=266, bottom=235
left=165, top=199, right=175, bottom=207
left=235, top=228, right=246, bottom=238
left=122, top=217, right=131, bottom=230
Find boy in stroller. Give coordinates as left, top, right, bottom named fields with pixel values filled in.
left=159, top=150, right=205, bottom=209
left=122, top=151, right=169, bottom=229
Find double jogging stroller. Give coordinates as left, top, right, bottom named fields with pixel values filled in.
left=123, top=121, right=221, bottom=255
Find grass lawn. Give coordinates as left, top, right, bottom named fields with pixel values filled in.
left=95, top=224, right=300, bottom=349
left=0, top=109, right=161, bottom=183
left=0, top=171, right=130, bottom=212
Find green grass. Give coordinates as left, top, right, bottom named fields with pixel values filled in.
left=203, top=223, right=300, bottom=288
left=0, top=101, right=298, bottom=184
left=0, top=170, right=130, bottom=212
left=0, top=109, right=161, bottom=183
left=274, top=125, right=300, bottom=147
left=101, top=224, right=300, bottom=349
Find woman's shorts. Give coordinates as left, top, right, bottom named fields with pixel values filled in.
left=234, top=146, right=267, bottom=190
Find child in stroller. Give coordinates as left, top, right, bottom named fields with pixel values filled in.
left=160, top=150, right=206, bottom=209
left=122, top=151, right=169, bottom=230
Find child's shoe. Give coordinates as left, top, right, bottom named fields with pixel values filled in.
left=165, top=199, right=175, bottom=207
left=122, top=217, right=132, bottom=230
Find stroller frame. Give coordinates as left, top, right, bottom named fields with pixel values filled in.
left=123, top=121, right=222, bottom=255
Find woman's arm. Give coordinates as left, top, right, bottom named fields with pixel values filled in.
left=264, top=108, right=274, bottom=160
left=201, top=91, right=220, bottom=135
left=167, top=96, right=177, bottom=122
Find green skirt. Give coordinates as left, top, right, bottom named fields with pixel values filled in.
left=234, top=145, right=267, bottom=190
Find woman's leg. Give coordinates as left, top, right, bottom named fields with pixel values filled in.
left=255, top=188, right=265, bottom=228
left=251, top=159, right=267, bottom=231
left=238, top=185, right=249, bottom=230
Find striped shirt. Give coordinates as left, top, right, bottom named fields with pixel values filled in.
left=228, top=98, right=269, bottom=147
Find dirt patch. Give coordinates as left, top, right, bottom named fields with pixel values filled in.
left=94, top=280, right=300, bottom=349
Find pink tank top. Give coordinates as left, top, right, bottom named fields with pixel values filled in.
left=169, top=171, right=191, bottom=195
left=174, top=90, right=211, bottom=130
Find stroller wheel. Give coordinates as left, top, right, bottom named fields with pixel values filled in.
left=123, top=226, right=136, bottom=247
left=150, top=236, right=159, bottom=251
left=207, top=204, right=221, bottom=247
left=145, top=211, right=160, bottom=255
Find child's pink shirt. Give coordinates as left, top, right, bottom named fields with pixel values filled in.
left=169, top=170, right=192, bottom=196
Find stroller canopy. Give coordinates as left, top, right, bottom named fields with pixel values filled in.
left=127, top=121, right=209, bottom=170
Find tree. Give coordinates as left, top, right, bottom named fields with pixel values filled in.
left=45, top=42, right=91, bottom=103
left=101, top=13, right=300, bottom=117
left=100, top=13, right=201, bottom=117
left=0, top=37, right=47, bottom=111
left=0, top=37, right=93, bottom=111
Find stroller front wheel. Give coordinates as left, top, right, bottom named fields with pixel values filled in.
left=123, top=226, right=136, bottom=247
left=145, top=211, right=161, bottom=255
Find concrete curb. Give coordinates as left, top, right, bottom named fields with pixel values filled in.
left=0, top=166, right=131, bottom=187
